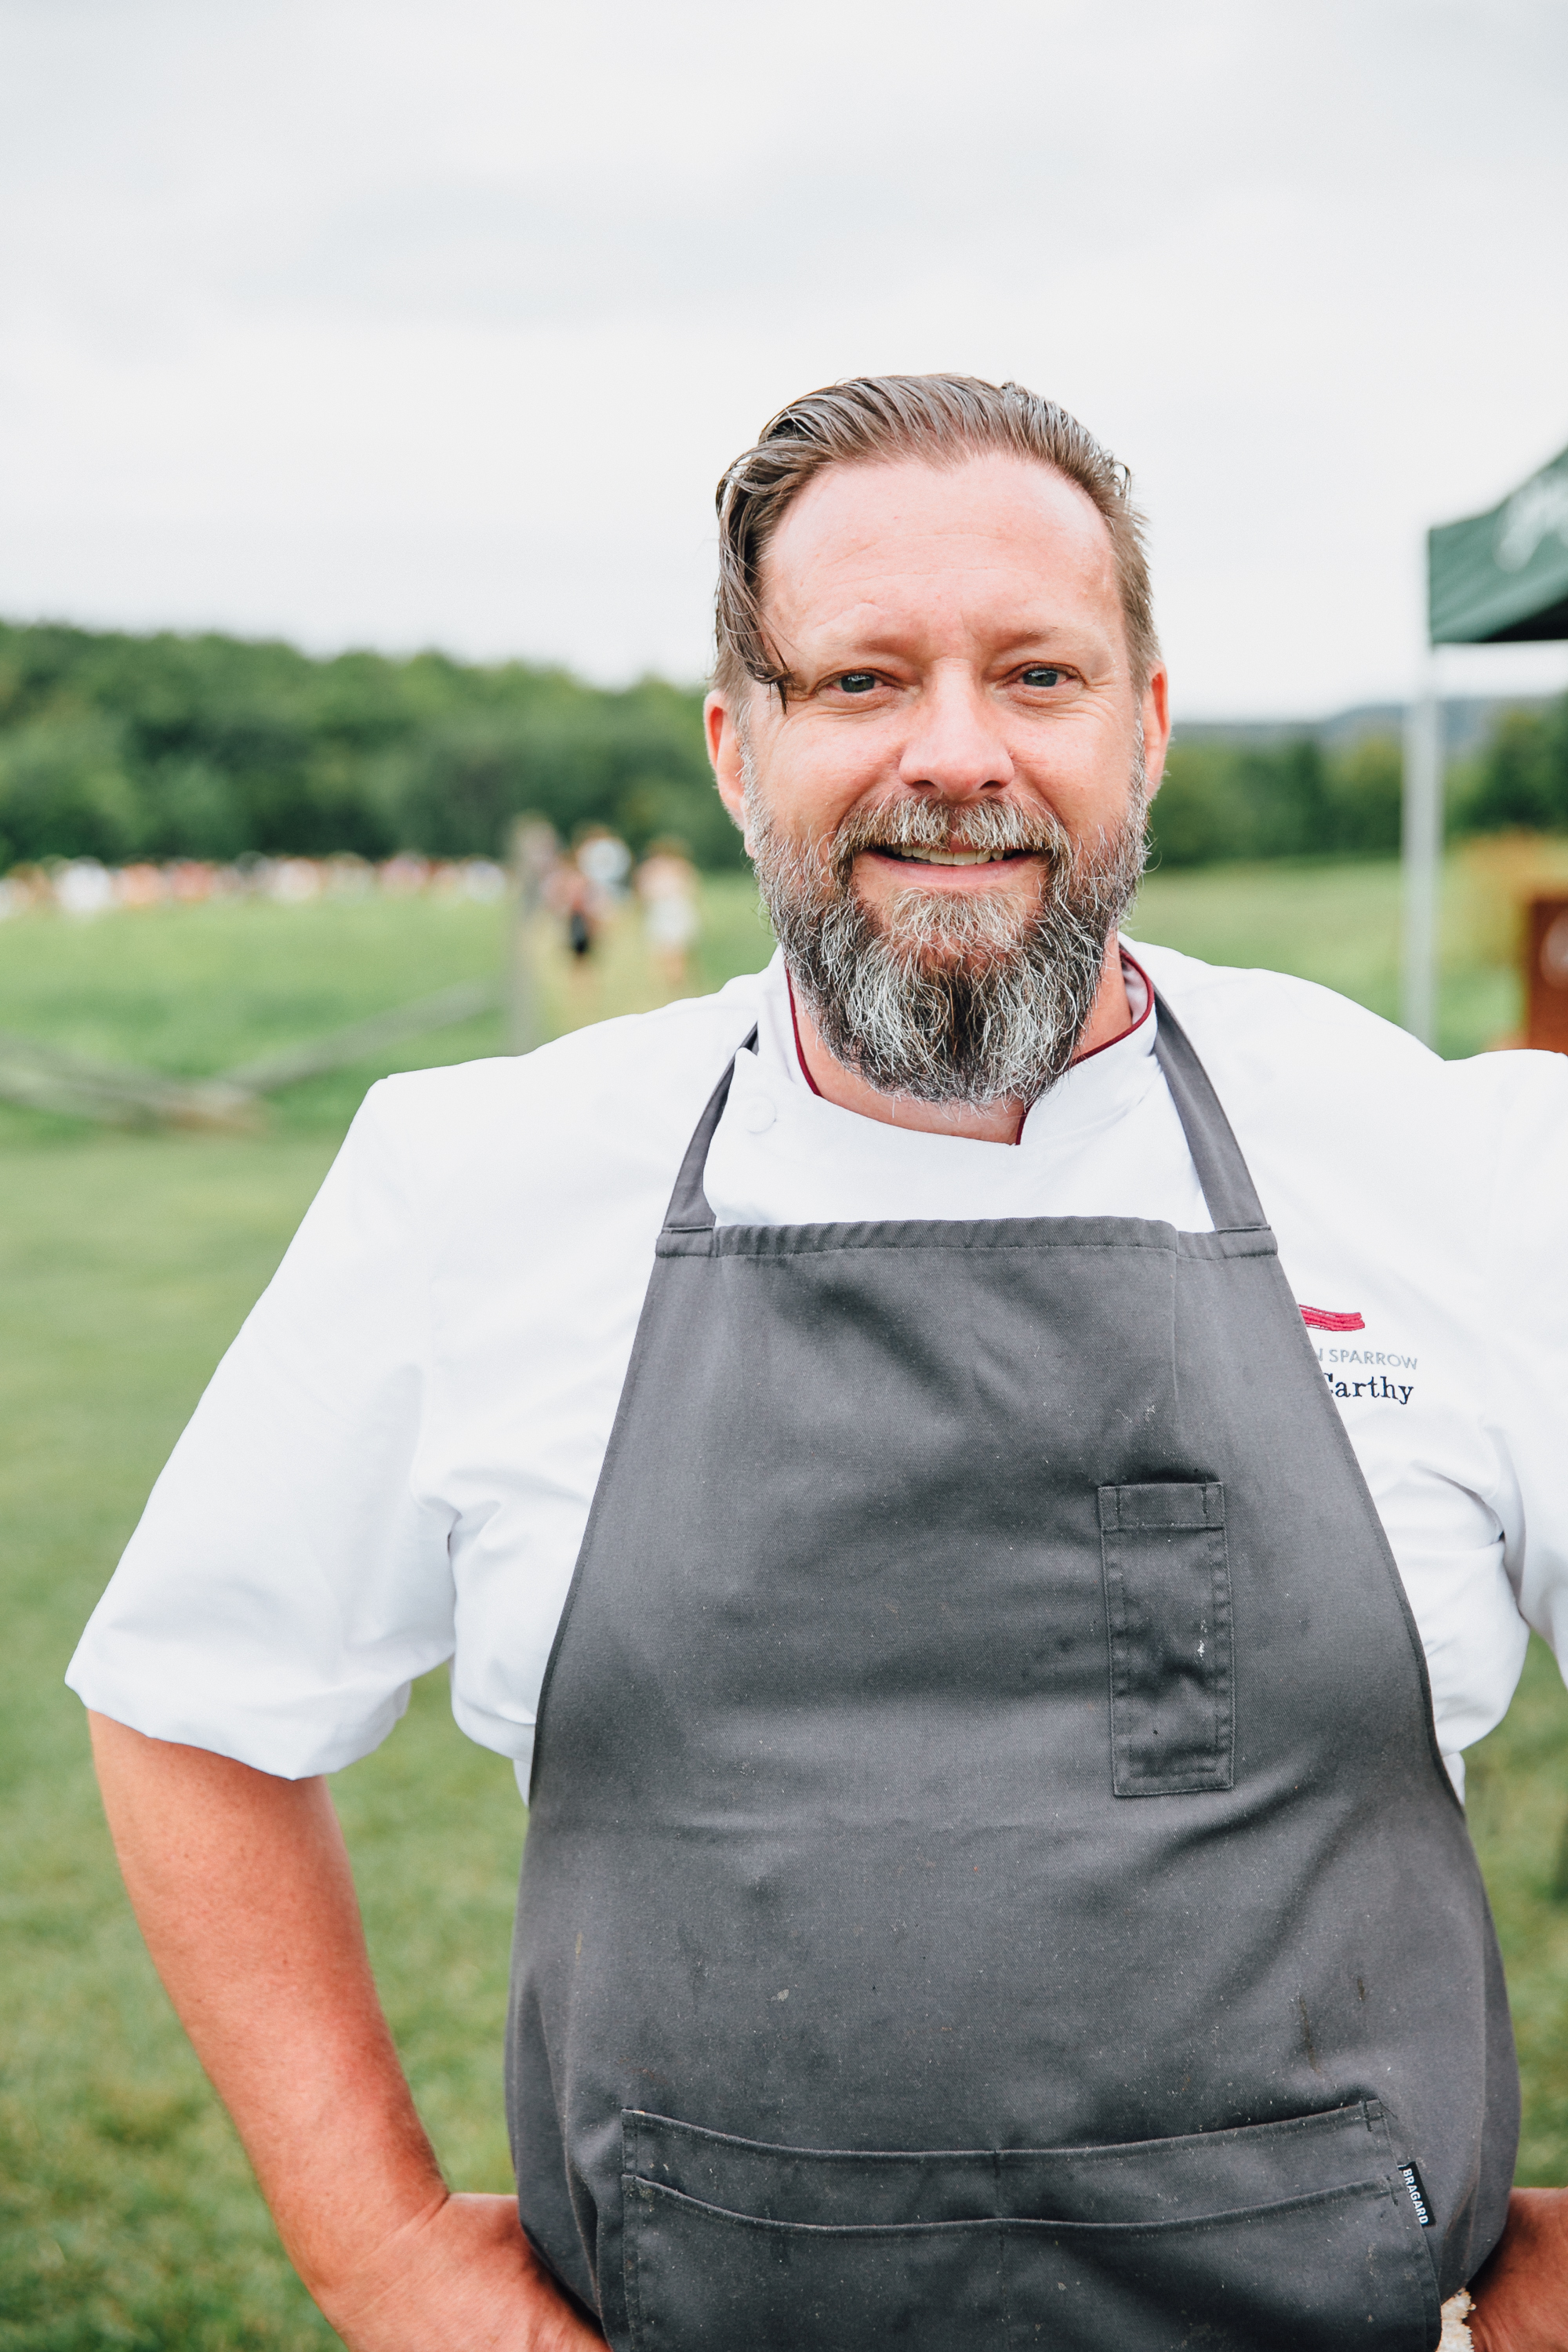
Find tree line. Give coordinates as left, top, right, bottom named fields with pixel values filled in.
left=1, top=619, right=1563, bottom=875
left=0, top=622, right=743, bottom=876
left=1155, top=693, right=1568, bottom=868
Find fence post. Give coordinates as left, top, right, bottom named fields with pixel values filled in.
left=507, top=817, right=556, bottom=1055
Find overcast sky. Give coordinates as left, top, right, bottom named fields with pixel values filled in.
left=2, top=0, right=1567, bottom=717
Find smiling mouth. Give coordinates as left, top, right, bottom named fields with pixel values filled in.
left=870, top=845, right=1033, bottom=867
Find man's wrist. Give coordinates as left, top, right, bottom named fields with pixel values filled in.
left=1469, top=2186, right=1568, bottom=2351
left=299, top=2178, right=452, bottom=2328
left=272, top=2129, right=451, bottom=2312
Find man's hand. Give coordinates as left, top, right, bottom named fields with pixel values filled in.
left=319, top=2192, right=603, bottom=2351
left=1470, top=2188, right=1568, bottom=2352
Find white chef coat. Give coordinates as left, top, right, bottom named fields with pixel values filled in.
left=67, top=942, right=1568, bottom=1802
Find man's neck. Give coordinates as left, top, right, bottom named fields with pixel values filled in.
left=789, top=940, right=1134, bottom=1145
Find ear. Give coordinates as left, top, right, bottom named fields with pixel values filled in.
left=706, top=690, right=751, bottom=840
left=1139, top=666, right=1171, bottom=799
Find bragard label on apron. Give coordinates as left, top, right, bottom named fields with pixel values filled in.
left=507, top=999, right=1518, bottom=2352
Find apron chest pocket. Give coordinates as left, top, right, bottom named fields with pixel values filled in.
left=619, top=2103, right=1439, bottom=2352
left=1099, top=1482, right=1233, bottom=1795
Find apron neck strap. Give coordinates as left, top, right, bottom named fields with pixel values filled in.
left=1151, top=993, right=1269, bottom=1235
left=662, top=1029, right=757, bottom=1232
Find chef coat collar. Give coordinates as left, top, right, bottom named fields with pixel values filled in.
left=753, top=944, right=1160, bottom=1160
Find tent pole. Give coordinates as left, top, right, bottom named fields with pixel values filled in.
left=1401, top=662, right=1442, bottom=1047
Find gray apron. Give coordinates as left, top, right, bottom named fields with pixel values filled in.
left=508, top=1002, right=1517, bottom=2351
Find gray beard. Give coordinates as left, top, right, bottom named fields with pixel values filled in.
left=746, top=766, right=1149, bottom=1108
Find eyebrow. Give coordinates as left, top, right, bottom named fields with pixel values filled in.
left=798, top=627, right=1105, bottom=673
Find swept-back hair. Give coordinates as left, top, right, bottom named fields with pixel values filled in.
left=713, top=373, right=1159, bottom=705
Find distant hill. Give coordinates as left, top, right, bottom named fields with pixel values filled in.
left=1173, top=697, right=1554, bottom=760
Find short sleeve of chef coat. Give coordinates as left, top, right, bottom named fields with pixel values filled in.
left=66, top=1081, right=456, bottom=1777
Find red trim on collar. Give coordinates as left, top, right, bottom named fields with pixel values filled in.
left=786, top=968, right=825, bottom=1098
left=1069, top=947, right=1155, bottom=1069
left=786, top=950, right=1156, bottom=1138
left=1007, top=949, right=1155, bottom=1142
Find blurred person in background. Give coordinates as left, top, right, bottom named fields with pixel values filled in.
left=70, top=376, right=1568, bottom=2352
left=553, top=858, right=597, bottom=962
left=634, top=837, right=700, bottom=993
left=550, top=829, right=632, bottom=966
left=574, top=826, right=631, bottom=906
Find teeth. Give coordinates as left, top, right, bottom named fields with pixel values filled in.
left=894, top=847, right=1007, bottom=866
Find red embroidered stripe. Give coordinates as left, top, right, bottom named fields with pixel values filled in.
left=1300, top=1306, right=1365, bottom=1331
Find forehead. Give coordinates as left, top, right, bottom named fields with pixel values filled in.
left=759, top=451, right=1122, bottom=652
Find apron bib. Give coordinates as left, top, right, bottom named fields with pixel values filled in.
left=508, top=1002, right=1517, bottom=2350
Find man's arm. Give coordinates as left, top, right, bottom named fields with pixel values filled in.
left=88, top=1714, right=601, bottom=2351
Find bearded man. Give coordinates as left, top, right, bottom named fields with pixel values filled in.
left=70, top=376, right=1568, bottom=2352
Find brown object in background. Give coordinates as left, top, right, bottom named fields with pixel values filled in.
left=1525, top=895, right=1568, bottom=1053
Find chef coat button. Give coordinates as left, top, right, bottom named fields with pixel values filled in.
left=742, top=1094, right=776, bottom=1134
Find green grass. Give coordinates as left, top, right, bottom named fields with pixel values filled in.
left=0, top=848, right=1527, bottom=1115
left=2, top=857, right=1565, bottom=2347
left=1467, top=1643, right=1568, bottom=2181
left=1131, top=848, right=1526, bottom=1058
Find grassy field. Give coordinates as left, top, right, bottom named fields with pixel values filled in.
left=3, top=854, right=1567, bottom=2348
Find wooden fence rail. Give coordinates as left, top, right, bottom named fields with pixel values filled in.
left=0, top=978, right=504, bottom=1130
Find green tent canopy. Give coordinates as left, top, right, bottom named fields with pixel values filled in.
left=1429, top=439, right=1568, bottom=644
left=1405, top=437, right=1568, bottom=1047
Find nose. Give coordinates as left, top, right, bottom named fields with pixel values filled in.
left=896, top=666, right=1014, bottom=800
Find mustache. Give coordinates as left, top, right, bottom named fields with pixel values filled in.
left=826, top=794, right=1070, bottom=884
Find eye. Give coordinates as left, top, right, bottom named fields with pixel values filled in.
left=835, top=671, right=880, bottom=695
left=1020, top=665, right=1066, bottom=688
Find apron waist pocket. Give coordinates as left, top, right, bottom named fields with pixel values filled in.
left=619, top=2105, right=1440, bottom=2352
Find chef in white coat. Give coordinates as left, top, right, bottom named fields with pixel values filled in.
left=71, top=375, right=1568, bottom=2352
